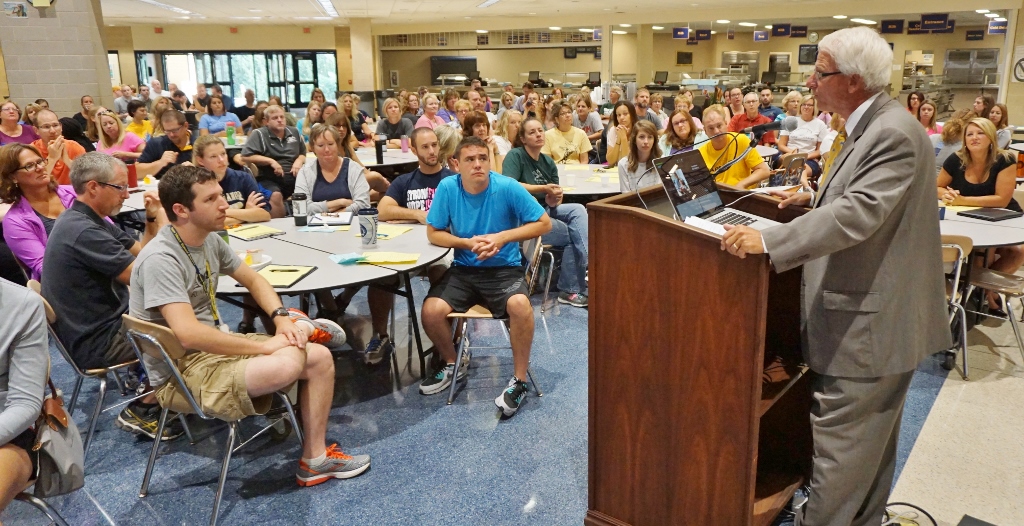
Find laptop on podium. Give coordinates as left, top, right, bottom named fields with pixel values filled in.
left=652, top=150, right=780, bottom=234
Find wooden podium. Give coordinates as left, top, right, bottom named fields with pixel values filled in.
left=586, top=185, right=813, bottom=526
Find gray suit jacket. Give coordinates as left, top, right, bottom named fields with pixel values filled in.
left=761, top=94, right=951, bottom=378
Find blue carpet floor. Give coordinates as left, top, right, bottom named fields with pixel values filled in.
left=1, top=279, right=945, bottom=525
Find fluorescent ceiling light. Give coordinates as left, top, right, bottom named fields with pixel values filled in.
left=832, top=15, right=847, bottom=19
left=710, top=30, right=716, bottom=34
left=579, top=28, right=594, bottom=32
left=995, top=17, right=1007, bottom=21
left=476, top=29, right=488, bottom=33
left=716, top=19, right=730, bottom=24
left=619, top=24, right=631, bottom=27
left=315, top=0, right=338, bottom=17
left=764, top=25, right=772, bottom=29
left=652, top=25, right=664, bottom=30
left=850, top=18, right=876, bottom=24
left=612, top=30, right=627, bottom=34
left=976, top=9, right=990, bottom=13
left=549, top=26, right=561, bottom=30
left=477, top=0, right=500, bottom=7
left=985, top=13, right=999, bottom=17
left=137, top=0, right=195, bottom=15
left=738, top=22, right=757, bottom=27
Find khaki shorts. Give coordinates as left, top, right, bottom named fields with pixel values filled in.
left=155, top=333, right=273, bottom=422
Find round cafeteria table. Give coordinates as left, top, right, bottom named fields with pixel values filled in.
left=557, top=164, right=621, bottom=196
left=940, top=211, right=1024, bottom=248
left=353, top=147, right=419, bottom=170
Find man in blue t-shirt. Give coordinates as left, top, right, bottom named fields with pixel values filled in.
left=420, top=136, right=551, bottom=417
left=357, top=128, right=455, bottom=366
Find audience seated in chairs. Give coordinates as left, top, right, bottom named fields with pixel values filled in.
left=988, top=103, right=1012, bottom=149
left=906, top=90, right=923, bottom=115
left=937, top=118, right=1023, bottom=316
left=496, top=91, right=515, bottom=120
left=660, top=108, right=701, bottom=155
left=438, top=89, right=461, bottom=124
left=0, top=143, right=75, bottom=281
left=198, top=95, right=242, bottom=138
left=20, top=103, right=41, bottom=129
left=492, top=109, right=522, bottom=160
left=125, top=100, right=154, bottom=141
left=542, top=101, right=592, bottom=164
left=973, top=95, right=995, bottom=123
left=513, top=82, right=536, bottom=113
left=377, top=98, right=415, bottom=149
left=240, top=105, right=305, bottom=203
left=418, top=136, right=551, bottom=417
left=650, top=93, right=669, bottom=129
left=96, top=109, right=146, bottom=162
left=777, top=95, right=829, bottom=179
left=572, top=94, right=603, bottom=148
left=463, top=111, right=504, bottom=169
left=363, top=127, right=457, bottom=365
left=633, top=87, right=663, bottom=129
left=321, top=114, right=390, bottom=202
left=776, top=90, right=801, bottom=123
left=599, top=85, right=622, bottom=118
left=148, top=96, right=173, bottom=138
left=296, top=101, right=323, bottom=144
left=0, top=278, right=48, bottom=517
left=113, top=85, right=135, bottom=119
left=137, top=109, right=197, bottom=179
left=466, top=88, right=495, bottom=125
left=729, top=92, right=776, bottom=146
left=129, top=164, right=366, bottom=487
left=72, top=95, right=93, bottom=132
left=934, top=109, right=977, bottom=171
left=415, top=94, right=447, bottom=130
left=917, top=99, right=941, bottom=136
left=699, top=104, right=770, bottom=189
left=192, top=135, right=273, bottom=226
left=33, top=110, right=86, bottom=185
left=40, top=152, right=175, bottom=439
left=604, top=101, right=637, bottom=166
left=618, top=120, right=662, bottom=192
left=724, top=87, right=744, bottom=121
left=234, top=89, right=258, bottom=133
left=58, top=117, right=95, bottom=154
left=401, top=92, right=421, bottom=124
left=502, top=117, right=589, bottom=308
left=758, top=87, right=783, bottom=121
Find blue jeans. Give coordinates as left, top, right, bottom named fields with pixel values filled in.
left=542, top=203, right=589, bottom=295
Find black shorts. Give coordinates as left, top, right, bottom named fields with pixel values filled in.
left=9, top=427, right=39, bottom=476
left=256, top=175, right=296, bottom=199
left=427, top=266, right=529, bottom=319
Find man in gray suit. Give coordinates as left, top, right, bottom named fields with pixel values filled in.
left=720, top=27, right=950, bottom=525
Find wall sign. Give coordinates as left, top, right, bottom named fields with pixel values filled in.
left=687, top=34, right=698, bottom=46
left=753, top=31, right=769, bottom=42
left=966, top=29, right=985, bottom=41
left=920, top=13, right=949, bottom=30
left=673, top=27, right=690, bottom=39
left=932, top=20, right=955, bottom=34
left=727, top=29, right=735, bottom=40
left=695, top=29, right=711, bottom=40
left=771, top=24, right=791, bottom=37
left=790, top=26, right=807, bottom=38
left=880, top=20, right=904, bottom=34
left=593, top=28, right=602, bottom=41
left=989, top=20, right=1008, bottom=34
left=907, top=21, right=929, bottom=35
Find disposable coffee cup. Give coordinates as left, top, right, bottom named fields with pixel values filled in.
left=564, top=173, right=576, bottom=186
left=359, top=208, right=379, bottom=249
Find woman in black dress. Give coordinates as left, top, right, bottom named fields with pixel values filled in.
left=938, top=117, right=1022, bottom=314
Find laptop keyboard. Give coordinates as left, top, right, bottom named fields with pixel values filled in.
left=709, top=212, right=757, bottom=226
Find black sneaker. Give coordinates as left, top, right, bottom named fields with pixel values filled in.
left=557, top=292, right=589, bottom=308
left=236, top=320, right=255, bottom=334
left=418, top=357, right=470, bottom=396
left=363, top=335, right=394, bottom=365
left=116, top=403, right=184, bottom=441
left=495, top=376, right=529, bottom=417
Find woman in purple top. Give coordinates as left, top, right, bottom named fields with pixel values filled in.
left=437, top=89, right=460, bottom=124
left=0, top=102, right=40, bottom=146
left=0, top=143, right=74, bottom=281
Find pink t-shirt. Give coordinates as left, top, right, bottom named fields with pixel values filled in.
left=97, top=132, right=145, bottom=155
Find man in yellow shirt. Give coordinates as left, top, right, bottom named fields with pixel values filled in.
left=541, top=101, right=592, bottom=164
left=124, top=100, right=154, bottom=141
left=698, top=105, right=769, bottom=189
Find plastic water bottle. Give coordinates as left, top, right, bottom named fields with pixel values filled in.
left=400, top=135, right=409, bottom=153
left=225, top=122, right=236, bottom=145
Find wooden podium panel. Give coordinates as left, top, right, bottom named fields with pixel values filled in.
left=586, top=186, right=812, bottom=526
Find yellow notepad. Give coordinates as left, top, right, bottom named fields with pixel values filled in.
left=256, top=265, right=317, bottom=288
left=358, top=252, right=420, bottom=265
left=353, top=224, right=413, bottom=240
left=562, top=165, right=592, bottom=171
left=229, top=225, right=284, bottom=241
left=586, top=176, right=619, bottom=183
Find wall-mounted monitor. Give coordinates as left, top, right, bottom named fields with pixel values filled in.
left=676, top=52, right=693, bottom=65
left=429, top=56, right=477, bottom=85
left=798, top=45, right=818, bottom=65
left=564, top=48, right=577, bottom=59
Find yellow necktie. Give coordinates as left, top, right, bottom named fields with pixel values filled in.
left=818, top=128, right=847, bottom=188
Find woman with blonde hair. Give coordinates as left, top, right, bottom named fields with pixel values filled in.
left=937, top=117, right=1022, bottom=314
left=415, top=94, right=446, bottom=129
left=618, top=120, right=662, bottom=192
left=493, top=109, right=523, bottom=158
left=377, top=97, right=414, bottom=148
left=20, top=103, right=41, bottom=128
left=496, top=91, right=516, bottom=119
left=149, top=96, right=173, bottom=137
left=297, top=100, right=323, bottom=143
left=934, top=108, right=977, bottom=169
left=323, top=113, right=391, bottom=200
left=776, top=91, right=802, bottom=122
left=95, top=109, right=145, bottom=160
left=339, top=93, right=373, bottom=143
left=916, top=99, right=941, bottom=136
left=434, top=124, right=461, bottom=169
left=449, top=99, right=472, bottom=131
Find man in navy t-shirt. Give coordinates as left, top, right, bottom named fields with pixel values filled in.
left=419, top=136, right=551, bottom=417
left=358, top=128, right=456, bottom=366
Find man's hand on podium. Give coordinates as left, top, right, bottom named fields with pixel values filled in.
left=721, top=225, right=765, bottom=259
left=769, top=189, right=812, bottom=208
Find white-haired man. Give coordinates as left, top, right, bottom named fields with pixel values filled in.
left=721, top=27, right=949, bottom=525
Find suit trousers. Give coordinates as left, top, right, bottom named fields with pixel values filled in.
left=796, top=369, right=915, bottom=526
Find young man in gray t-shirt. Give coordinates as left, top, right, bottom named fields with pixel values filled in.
left=130, top=165, right=370, bottom=487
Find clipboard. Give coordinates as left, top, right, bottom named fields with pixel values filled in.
left=309, top=212, right=353, bottom=226
left=251, top=264, right=318, bottom=288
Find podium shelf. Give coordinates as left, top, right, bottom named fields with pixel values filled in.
left=752, top=468, right=804, bottom=526
left=759, top=358, right=809, bottom=418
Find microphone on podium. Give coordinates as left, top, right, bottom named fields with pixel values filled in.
left=741, top=116, right=800, bottom=135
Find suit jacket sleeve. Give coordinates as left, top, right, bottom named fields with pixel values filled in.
left=761, top=123, right=920, bottom=273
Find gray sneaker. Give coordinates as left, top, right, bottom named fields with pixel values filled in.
left=295, top=444, right=370, bottom=487
left=363, top=335, right=394, bottom=365
left=557, top=292, right=589, bottom=308
left=288, top=308, right=347, bottom=349
left=418, top=356, right=470, bottom=396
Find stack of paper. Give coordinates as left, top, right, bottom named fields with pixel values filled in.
left=229, top=225, right=284, bottom=241
left=329, top=252, right=420, bottom=265
left=309, top=212, right=353, bottom=226
left=353, top=224, right=413, bottom=240
left=298, top=225, right=349, bottom=233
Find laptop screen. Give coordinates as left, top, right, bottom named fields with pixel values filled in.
left=654, top=71, right=668, bottom=83
left=653, top=150, right=723, bottom=220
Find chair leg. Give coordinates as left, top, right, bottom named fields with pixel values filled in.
left=179, top=413, right=196, bottom=445
left=210, top=423, right=238, bottom=526
left=447, top=320, right=469, bottom=405
left=1006, top=295, right=1024, bottom=367
left=139, top=407, right=170, bottom=497
left=112, top=368, right=129, bottom=396
left=83, top=376, right=108, bottom=462
left=954, top=302, right=969, bottom=380
left=68, top=376, right=84, bottom=416
left=541, top=252, right=555, bottom=313
left=14, top=492, right=70, bottom=526
left=278, top=391, right=303, bottom=446
left=527, top=367, right=543, bottom=397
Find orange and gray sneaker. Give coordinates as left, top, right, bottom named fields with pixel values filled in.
left=287, top=308, right=347, bottom=349
left=296, top=444, right=371, bottom=487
